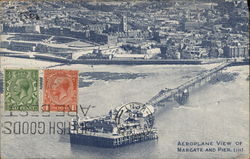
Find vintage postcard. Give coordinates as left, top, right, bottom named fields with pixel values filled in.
left=0, top=0, right=249, bottom=159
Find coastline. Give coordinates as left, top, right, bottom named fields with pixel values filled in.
left=1, top=54, right=249, bottom=65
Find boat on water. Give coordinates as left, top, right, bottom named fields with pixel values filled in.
left=70, top=102, right=158, bottom=148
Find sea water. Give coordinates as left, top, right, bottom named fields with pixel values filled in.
left=0, top=57, right=249, bottom=159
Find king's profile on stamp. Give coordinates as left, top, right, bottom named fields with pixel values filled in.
left=4, top=69, right=39, bottom=111
left=43, top=69, right=78, bottom=112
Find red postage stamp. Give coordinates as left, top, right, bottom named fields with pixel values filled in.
left=43, top=69, right=78, bottom=112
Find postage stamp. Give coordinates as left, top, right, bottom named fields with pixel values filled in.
left=43, top=69, right=78, bottom=112
left=4, top=69, right=39, bottom=111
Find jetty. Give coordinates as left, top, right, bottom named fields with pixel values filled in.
left=147, top=60, right=234, bottom=106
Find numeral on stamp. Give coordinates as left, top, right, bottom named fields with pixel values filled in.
left=4, top=69, right=39, bottom=111
left=43, top=70, right=78, bottom=112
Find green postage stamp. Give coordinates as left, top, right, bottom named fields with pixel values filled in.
left=4, top=69, right=39, bottom=111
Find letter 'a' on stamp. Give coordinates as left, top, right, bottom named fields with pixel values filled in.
left=43, top=69, right=78, bottom=112
left=4, top=69, right=39, bottom=111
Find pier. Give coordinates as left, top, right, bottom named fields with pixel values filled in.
left=147, top=60, right=234, bottom=106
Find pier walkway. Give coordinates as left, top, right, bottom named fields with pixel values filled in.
left=147, top=60, right=234, bottom=106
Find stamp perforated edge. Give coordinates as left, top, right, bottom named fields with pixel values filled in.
left=2, top=67, right=40, bottom=112
left=42, top=69, right=79, bottom=113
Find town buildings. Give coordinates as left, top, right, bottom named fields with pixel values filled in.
left=0, top=0, right=248, bottom=60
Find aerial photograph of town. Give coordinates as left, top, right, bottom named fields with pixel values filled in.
left=0, top=0, right=249, bottom=159
left=0, top=0, right=248, bottom=62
